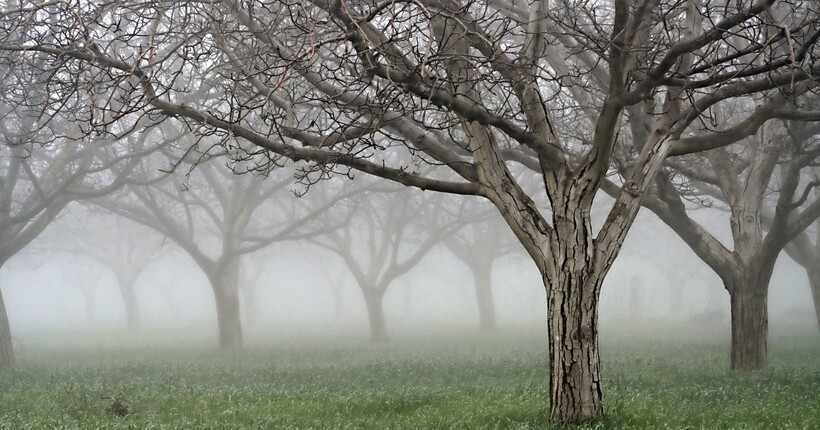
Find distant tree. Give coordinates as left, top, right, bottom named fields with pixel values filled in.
left=0, top=86, right=156, bottom=368
left=4, top=0, right=820, bottom=422
left=237, top=253, right=267, bottom=328
left=634, top=120, right=820, bottom=370
left=311, top=186, right=463, bottom=341
left=96, top=147, right=350, bottom=350
left=445, top=214, right=519, bottom=330
left=68, top=257, right=104, bottom=324
left=57, top=214, right=167, bottom=331
left=779, top=179, right=820, bottom=332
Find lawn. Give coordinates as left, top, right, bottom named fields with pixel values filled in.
left=0, top=326, right=818, bottom=429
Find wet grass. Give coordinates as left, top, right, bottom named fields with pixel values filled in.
left=0, top=328, right=817, bottom=429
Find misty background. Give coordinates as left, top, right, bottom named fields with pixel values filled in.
left=2, top=201, right=813, bottom=343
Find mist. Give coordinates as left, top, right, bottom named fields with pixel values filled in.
left=2, top=201, right=814, bottom=344
left=1, top=0, right=819, bottom=427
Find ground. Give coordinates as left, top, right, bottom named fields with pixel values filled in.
left=0, top=325, right=817, bottom=429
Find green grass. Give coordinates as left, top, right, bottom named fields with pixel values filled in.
left=0, top=328, right=818, bottom=429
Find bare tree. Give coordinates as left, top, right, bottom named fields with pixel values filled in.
left=445, top=213, right=520, bottom=330
left=636, top=121, right=820, bottom=370
left=54, top=213, right=168, bottom=331
left=783, top=218, right=820, bottom=332
left=68, top=257, right=104, bottom=324
left=97, top=147, right=349, bottom=349
left=3, top=0, right=820, bottom=422
left=311, top=186, right=462, bottom=341
left=0, top=82, right=155, bottom=368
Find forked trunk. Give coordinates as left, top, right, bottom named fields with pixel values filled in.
left=209, top=261, right=243, bottom=351
left=118, top=278, right=140, bottom=331
left=363, top=288, right=388, bottom=342
left=0, top=286, right=13, bottom=369
left=728, top=284, right=768, bottom=371
left=471, top=263, right=497, bottom=331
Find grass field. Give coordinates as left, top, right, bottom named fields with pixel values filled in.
left=0, top=326, right=818, bottom=429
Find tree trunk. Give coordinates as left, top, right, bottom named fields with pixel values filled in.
left=210, top=260, right=243, bottom=350
left=0, top=286, right=14, bottom=369
left=118, top=278, right=140, bottom=331
left=544, top=198, right=606, bottom=423
left=728, top=284, right=768, bottom=371
left=807, top=264, right=820, bottom=333
left=363, top=288, right=388, bottom=342
left=471, top=263, right=497, bottom=331
left=545, top=272, right=604, bottom=423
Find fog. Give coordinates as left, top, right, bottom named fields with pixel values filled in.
left=2, top=202, right=814, bottom=346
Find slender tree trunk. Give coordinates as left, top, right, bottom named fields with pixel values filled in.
left=117, top=278, right=140, bottom=331
left=807, top=264, right=820, bottom=333
left=209, top=260, right=243, bottom=350
left=727, top=275, right=769, bottom=371
left=0, top=285, right=14, bottom=369
left=471, top=263, right=497, bottom=331
left=363, top=288, right=388, bottom=342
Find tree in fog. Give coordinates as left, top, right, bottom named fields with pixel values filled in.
left=68, top=258, right=104, bottom=323
left=445, top=212, right=520, bottom=330
left=637, top=121, right=820, bottom=370
left=4, top=0, right=820, bottom=422
left=52, top=213, right=168, bottom=331
left=783, top=214, right=820, bottom=332
left=97, top=144, right=348, bottom=350
left=237, top=253, right=269, bottom=327
left=311, top=186, right=462, bottom=341
left=0, top=91, right=155, bottom=368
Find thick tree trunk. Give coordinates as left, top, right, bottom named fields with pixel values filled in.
left=807, top=265, right=820, bottom=333
left=0, top=286, right=14, bottom=369
left=728, top=283, right=768, bottom=371
left=471, top=263, right=497, bottom=331
left=544, top=197, right=606, bottom=423
left=363, top=288, right=388, bottom=342
left=209, top=261, right=243, bottom=350
left=118, top=278, right=140, bottom=331
left=546, top=272, right=604, bottom=423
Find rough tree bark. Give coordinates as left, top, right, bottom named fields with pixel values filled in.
left=724, top=202, right=777, bottom=371
left=728, top=282, right=769, bottom=371
left=543, top=196, right=605, bottom=422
